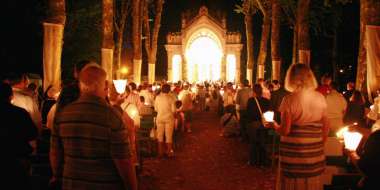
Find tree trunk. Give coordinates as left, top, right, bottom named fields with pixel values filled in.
left=257, top=15, right=271, bottom=80
left=356, top=0, right=380, bottom=91
left=114, top=0, right=129, bottom=75
left=271, top=0, right=281, bottom=81
left=296, top=0, right=310, bottom=65
left=245, top=13, right=254, bottom=83
left=102, top=0, right=114, bottom=81
left=332, top=28, right=338, bottom=82
left=43, top=0, right=65, bottom=92
left=145, top=0, right=164, bottom=84
left=291, top=25, right=298, bottom=65
left=132, top=0, right=142, bottom=84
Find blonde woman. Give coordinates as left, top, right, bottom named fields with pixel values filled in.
left=266, top=64, right=330, bottom=190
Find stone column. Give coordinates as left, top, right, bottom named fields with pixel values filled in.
left=235, top=51, right=241, bottom=84
left=167, top=52, right=173, bottom=82
left=221, top=54, right=226, bottom=81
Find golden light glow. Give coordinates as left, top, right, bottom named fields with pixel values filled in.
left=185, top=35, right=222, bottom=82
left=336, top=126, right=349, bottom=139
left=172, top=54, right=182, bottom=82
left=120, top=66, right=128, bottom=74
left=343, top=131, right=363, bottom=151
left=226, top=54, right=236, bottom=82
left=113, top=79, right=128, bottom=94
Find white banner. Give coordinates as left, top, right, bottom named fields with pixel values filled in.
left=366, top=25, right=380, bottom=102
left=43, top=22, right=64, bottom=92
left=101, top=48, right=114, bottom=82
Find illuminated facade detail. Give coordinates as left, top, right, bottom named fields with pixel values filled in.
left=226, top=54, right=236, bottom=82
left=165, top=6, right=243, bottom=83
left=172, top=54, right=182, bottom=82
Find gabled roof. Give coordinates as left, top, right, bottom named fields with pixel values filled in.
left=182, top=6, right=226, bottom=33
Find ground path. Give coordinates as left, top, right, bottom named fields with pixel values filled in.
left=139, top=111, right=275, bottom=190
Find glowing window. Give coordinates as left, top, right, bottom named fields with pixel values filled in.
left=172, top=54, right=181, bottom=82
left=226, top=54, right=236, bottom=82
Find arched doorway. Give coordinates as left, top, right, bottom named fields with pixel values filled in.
left=165, top=6, right=243, bottom=83
left=185, top=29, right=223, bottom=82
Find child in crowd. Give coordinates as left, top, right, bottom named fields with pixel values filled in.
left=138, top=96, right=153, bottom=116
left=175, top=100, right=185, bottom=131
left=219, top=105, right=239, bottom=137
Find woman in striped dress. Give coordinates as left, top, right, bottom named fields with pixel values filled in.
left=266, top=64, right=330, bottom=190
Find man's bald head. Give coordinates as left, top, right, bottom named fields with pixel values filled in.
left=79, top=66, right=108, bottom=98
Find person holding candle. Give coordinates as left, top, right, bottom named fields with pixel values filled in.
left=347, top=129, right=380, bottom=189
left=246, top=84, right=271, bottom=167
left=265, top=64, right=330, bottom=190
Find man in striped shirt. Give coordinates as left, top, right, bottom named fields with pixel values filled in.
left=50, top=66, right=137, bottom=190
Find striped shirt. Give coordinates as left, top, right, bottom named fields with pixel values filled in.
left=51, top=95, right=130, bottom=190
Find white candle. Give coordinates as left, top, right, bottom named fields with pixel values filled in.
left=263, top=111, right=274, bottom=122
left=343, top=131, right=363, bottom=151
left=336, top=126, right=349, bottom=139
left=113, top=79, right=127, bottom=94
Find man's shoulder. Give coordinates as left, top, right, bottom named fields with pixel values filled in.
left=6, top=103, right=29, bottom=115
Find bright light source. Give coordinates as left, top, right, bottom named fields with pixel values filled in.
left=336, top=126, right=349, bottom=139
left=113, top=79, right=128, bottom=94
left=185, top=35, right=222, bottom=82
left=226, top=54, right=236, bottom=82
left=263, top=111, right=274, bottom=122
left=340, top=69, right=344, bottom=73
left=343, top=131, right=363, bottom=151
left=120, top=66, right=128, bottom=74
left=172, top=55, right=182, bottom=82
left=219, top=89, right=224, bottom=96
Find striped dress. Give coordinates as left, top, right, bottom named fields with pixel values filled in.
left=277, top=90, right=327, bottom=190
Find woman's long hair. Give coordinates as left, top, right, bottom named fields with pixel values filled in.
left=284, top=64, right=318, bottom=92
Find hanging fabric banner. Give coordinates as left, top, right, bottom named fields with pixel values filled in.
left=366, top=25, right=380, bottom=102
left=43, top=22, right=64, bottom=92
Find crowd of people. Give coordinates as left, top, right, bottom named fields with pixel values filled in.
left=2, top=61, right=380, bottom=190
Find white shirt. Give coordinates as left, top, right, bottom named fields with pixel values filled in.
left=139, top=89, right=154, bottom=106
left=12, top=88, right=41, bottom=127
left=154, top=93, right=176, bottom=121
left=326, top=90, right=347, bottom=119
left=178, top=89, right=193, bottom=111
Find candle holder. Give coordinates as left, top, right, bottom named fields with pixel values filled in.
left=113, top=79, right=128, bottom=94
left=263, top=111, right=274, bottom=122
left=343, top=131, right=363, bottom=151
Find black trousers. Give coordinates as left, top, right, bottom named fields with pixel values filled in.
left=239, top=110, right=248, bottom=141
left=247, top=121, right=268, bottom=166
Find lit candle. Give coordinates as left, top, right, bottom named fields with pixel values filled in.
left=343, top=131, right=363, bottom=151
left=263, top=111, right=274, bottom=122
left=336, top=126, right=349, bottom=139
left=113, top=79, right=127, bottom=94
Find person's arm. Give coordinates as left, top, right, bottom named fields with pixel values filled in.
left=111, top=116, right=138, bottom=190
left=113, top=159, right=138, bottom=190
left=50, top=120, right=64, bottom=185
left=272, top=110, right=292, bottom=136
left=321, top=114, right=330, bottom=143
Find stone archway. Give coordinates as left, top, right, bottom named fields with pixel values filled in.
left=185, top=29, right=223, bottom=82
left=165, top=6, right=243, bottom=83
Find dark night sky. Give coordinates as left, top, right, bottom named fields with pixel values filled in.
left=1, top=0, right=360, bottom=84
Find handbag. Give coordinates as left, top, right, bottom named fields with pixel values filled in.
left=253, top=97, right=266, bottom=126
left=150, top=127, right=157, bottom=139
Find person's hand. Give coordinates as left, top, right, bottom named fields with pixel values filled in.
left=49, top=176, right=61, bottom=189
left=264, top=121, right=278, bottom=129
left=113, top=93, right=126, bottom=106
